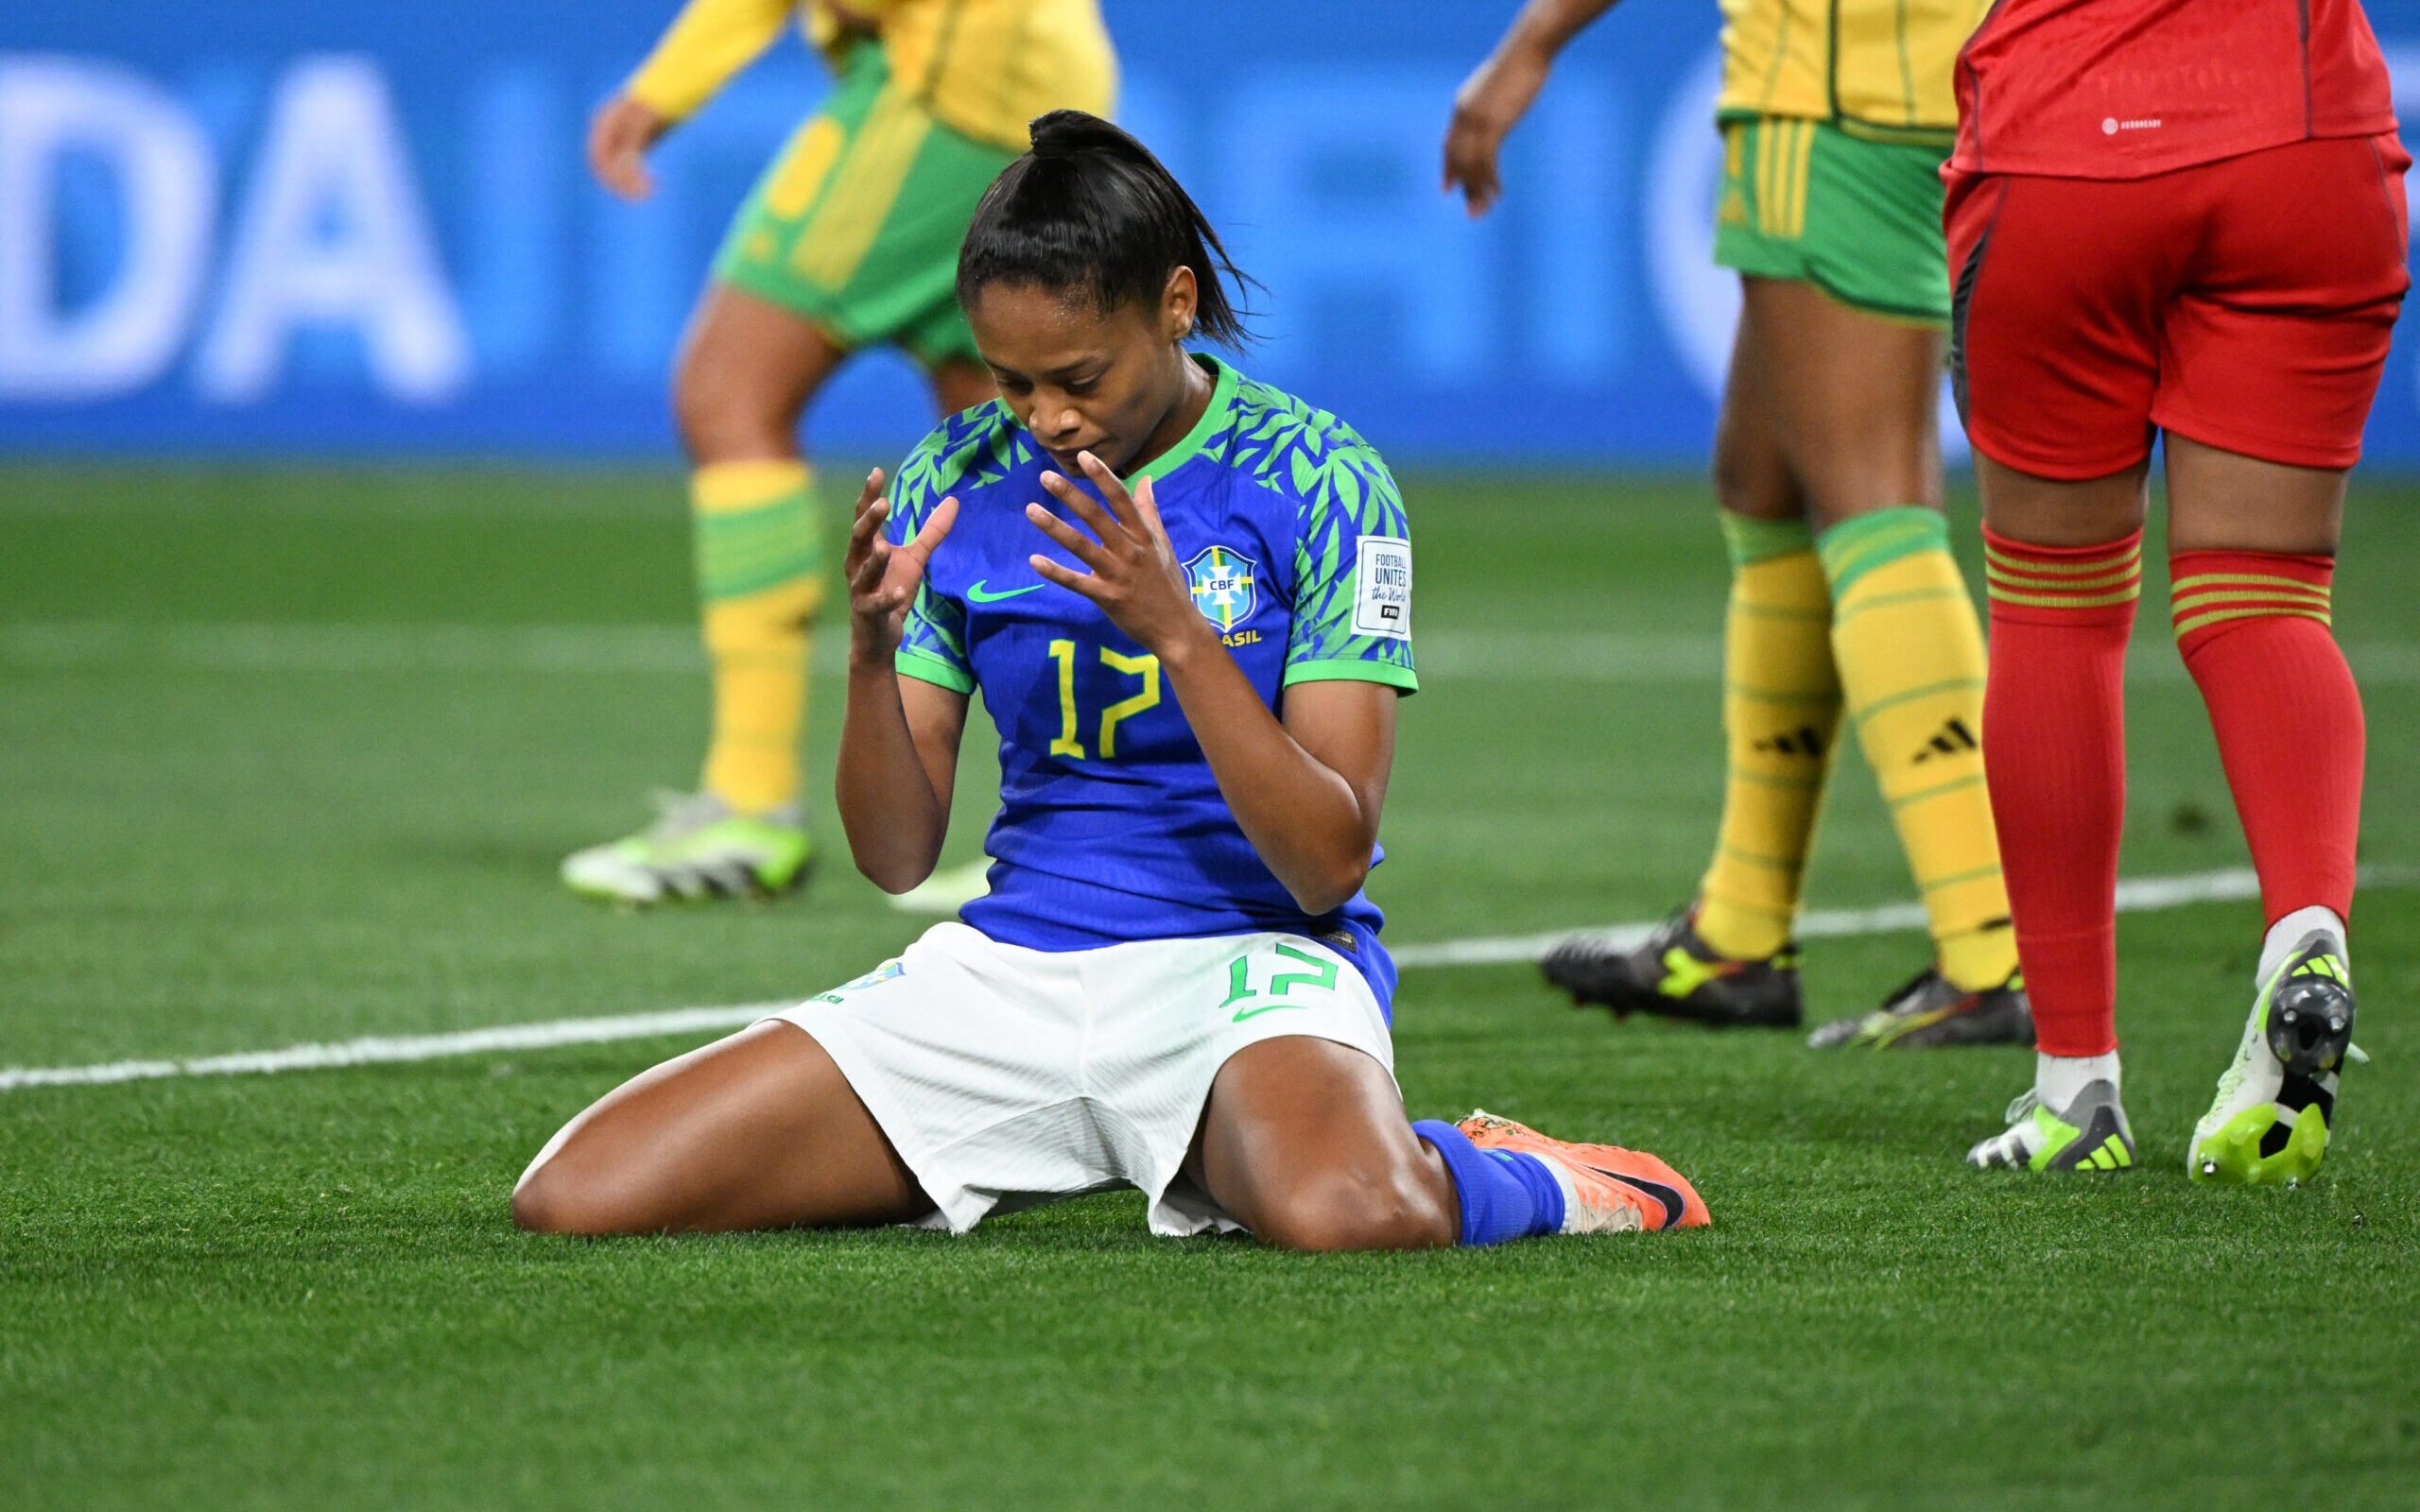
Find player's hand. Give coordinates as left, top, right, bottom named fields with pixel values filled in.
left=844, top=468, right=959, bottom=657
left=1443, top=41, right=1551, bottom=217
left=1027, top=455, right=1209, bottom=661
left=588, top=94, right=672, bottom=202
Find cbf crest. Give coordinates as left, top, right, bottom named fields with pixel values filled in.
left=1184, top=544, right=1259, bottom=632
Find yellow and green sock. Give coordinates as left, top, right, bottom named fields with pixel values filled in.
left=1819, top=506, right=2017, bottom=991
left=1696, top=511, right=1841, bottom=962
left=691, top=459, right=823, bottom=816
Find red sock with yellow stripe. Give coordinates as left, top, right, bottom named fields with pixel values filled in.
left=2169, top=549, right=2362, bottom=924
left=1981, top=527, right=2141, bottom=1057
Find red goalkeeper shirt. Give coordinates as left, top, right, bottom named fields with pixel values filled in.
left=1951, top=0, right=2398, bottom=179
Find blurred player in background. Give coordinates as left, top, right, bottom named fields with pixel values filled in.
left=563, top=0, right=1115, bottom=905
left=1955, top=0, right=2403, bottom=1179
left=515, top=114, right=1710, bottom=1247
left=1444, top=0, right=2027, bottom=1048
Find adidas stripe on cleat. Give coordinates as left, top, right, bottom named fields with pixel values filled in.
left=1456, top=1110, right=1711, bottom=1233
left=2188, top=934, right=2360, bottom=1186
left=1806, top=964, right=2033, bottom=1049
left=1966, top=1080, right=2135, bottom=1173
left=562, top=791, right=814, bottom=906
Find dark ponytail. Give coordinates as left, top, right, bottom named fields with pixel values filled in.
left=957, top=111, right=1255, bottom=346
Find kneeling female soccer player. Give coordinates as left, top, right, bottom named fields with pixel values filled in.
left=513, top=112, right=1709, bottom=1248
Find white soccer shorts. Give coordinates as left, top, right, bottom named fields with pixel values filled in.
left=763, top=921, right=1396, bottom=1235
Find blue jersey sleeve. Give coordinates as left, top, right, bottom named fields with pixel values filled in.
left=1283, top=439, right=1417, bottom=693
left=888, top=426, right=975, bottom=695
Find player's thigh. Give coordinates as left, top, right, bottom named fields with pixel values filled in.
left=2153, top=135, right=2408, bottom=533
left=1975, top=454, right=2149, bottom=547
left=1712, top=294, right=1806, bottom=524
left=671, top=282, right=850, bottom=462
left=512, top=1020, right=930, bottom=1235
left=2164, top=439, right=2347, bottom=556
left=1726, top=123, right=1952, bottom=522
left=1187, top=1036, right=1453, bottom=1251
left=1948, top=172, right=2169, bottom=489
left=1743, top=275, right=1945, bottom=524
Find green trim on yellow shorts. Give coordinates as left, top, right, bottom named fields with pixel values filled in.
left=1712, top=114, right=1952, bottom=326
left=712, top=41, right=1015, bottom=368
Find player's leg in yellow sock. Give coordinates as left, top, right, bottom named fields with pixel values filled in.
left=1819, top=507, right=2017, bottom=990
left=692, top=459, right=823, bottom=816
left=1696, top=511, right=1842, bottom=962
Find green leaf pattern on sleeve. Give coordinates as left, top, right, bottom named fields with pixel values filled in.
left=1218, top=380, right=1415, bottom=692
left=890, top=404, right=1018, bottom=694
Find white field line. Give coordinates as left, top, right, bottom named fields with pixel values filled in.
left=8, top=621, right=2420, bottom=685
left=7, top=864, right=2403, bottom=1094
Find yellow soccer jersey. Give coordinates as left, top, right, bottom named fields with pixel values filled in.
left=627, top=0, right=1115, bottom=153
left=1716, top=0, right=1989, bottom=139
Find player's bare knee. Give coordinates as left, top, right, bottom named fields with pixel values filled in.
left=671, top=357, right=789, bottom=464
left=510, top=1146, right=642, bottom=1236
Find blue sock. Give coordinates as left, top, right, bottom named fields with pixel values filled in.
left=1412, top=1120, right=1565, bottom=1246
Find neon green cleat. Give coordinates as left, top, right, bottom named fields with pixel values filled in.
left=1966, top=1081, right=2135, bottom=1173
left=562, top=792, right=813, bottom=906
left=2188, top=935, right=2360, bottom=1187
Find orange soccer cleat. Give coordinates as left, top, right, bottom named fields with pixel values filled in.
left=1455, top=1110, right=1711, bottom=1233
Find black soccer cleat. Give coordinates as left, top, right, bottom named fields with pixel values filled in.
left=1541, top=909, right=1803, bottom=1029
left=1806, top=967, right=2034, bottom=1049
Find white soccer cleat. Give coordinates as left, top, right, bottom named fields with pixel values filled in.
left=2187, top=933, right=2360, bottom=1186
left=561, top=791, right=813, bottom=905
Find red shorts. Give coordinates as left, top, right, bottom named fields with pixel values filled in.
left=1948, top=134, right=2411, bottom=479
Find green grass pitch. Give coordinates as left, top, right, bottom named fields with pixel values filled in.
left=3, top=465, right=2416, bottom=1509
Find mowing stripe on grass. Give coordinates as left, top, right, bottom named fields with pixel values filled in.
left=7, top=865, right=2403, bottom=1093
left=8, top=621, right=2420, bottom=685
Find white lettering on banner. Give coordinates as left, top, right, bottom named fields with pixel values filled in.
left=1350, top=536, right=1411, bottom=640
left=0, top=58, right=214, bottom=400
left=196, top=56, right=468, bottom=404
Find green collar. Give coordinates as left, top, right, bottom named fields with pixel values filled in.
left=1126, top=354, right=1236, bottom=484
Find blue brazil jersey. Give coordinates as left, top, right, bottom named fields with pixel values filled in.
left=886, top=356, right=1416, bottom=1008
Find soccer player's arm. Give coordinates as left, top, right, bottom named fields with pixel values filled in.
left=1190, top=447, right=1418, bottom=916
left=836, top=451, right=971, bottom=894
left=624, top=0, right=800, bottom=123
left=1445, top=0, right=1622, bottom=214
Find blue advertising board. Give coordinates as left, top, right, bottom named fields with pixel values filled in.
left=7, top=1, right=2420, bottom=464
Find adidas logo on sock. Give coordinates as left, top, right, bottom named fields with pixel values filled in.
left=1912, top=717, right=1978, bottom=763
left=1754, top=725, right=1829, bottom=758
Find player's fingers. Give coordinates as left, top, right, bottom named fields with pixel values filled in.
left=1075, top=451, right=1145, bottom=533
left=1131, top=474, right=1168, bottom=542
left=1038, top=471, right=1125, bottom=545
left=1029, top=555, right=1103, bottom=601
left=844, top=494, right=891, bottom=560
left=849, top=538, right=892, bottom=596
left=908, top=493, right=959, bottom=557
left=853, top=467, right=888, bottom=515
left=1024, top=502, right=1113, bottom=571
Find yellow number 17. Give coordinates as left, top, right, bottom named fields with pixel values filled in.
left=1047, top=640, right=1162, bottom=759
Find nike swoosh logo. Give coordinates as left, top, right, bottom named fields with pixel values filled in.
left=1578, top=1163, right=1688, bottom=1229
left=967, top=580, right=1044, bottom=603
left=1231, top=1002, right=1310, bottom=1022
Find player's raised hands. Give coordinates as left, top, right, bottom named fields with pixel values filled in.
left=845, top=468, right=959, bottom=654
left=588, top=94, right=672, bottom=201
left=1027, top=455, right=1208, bottom=660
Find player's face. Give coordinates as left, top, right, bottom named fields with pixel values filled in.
left=969, top=270, right=1198, bottom=475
